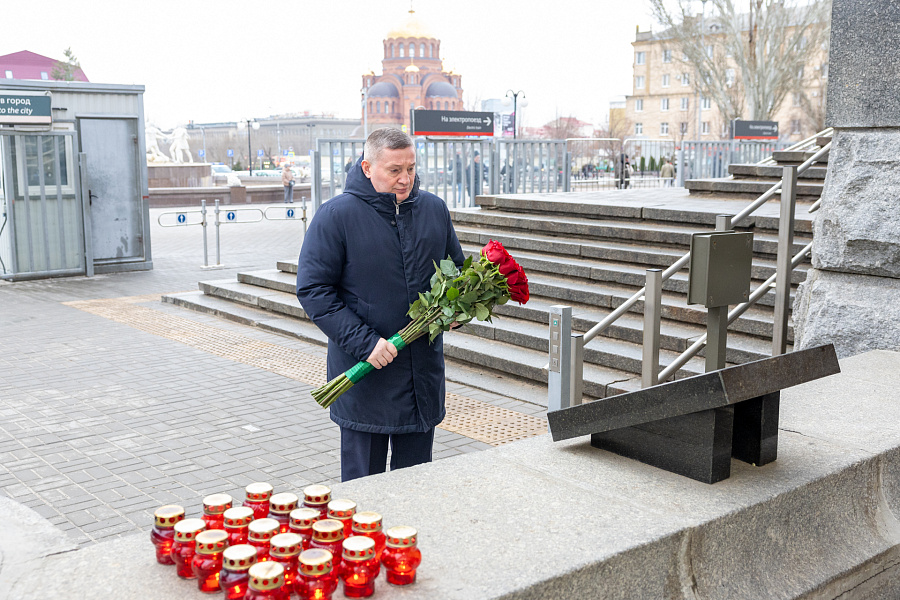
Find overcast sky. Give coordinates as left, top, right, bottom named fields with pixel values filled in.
left=3, top=0, right=657, bottom=130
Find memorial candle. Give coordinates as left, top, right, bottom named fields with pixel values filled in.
left=308, top=520, right=345, bottom=571
left=295, top=548, right=338, bottom=600
left=382, top=526, right=421, bottom=586
left=243, top=482, right=274, bottom=519
left=302, top=484, right=331, bottom=520
left=350, top=512, right=386, bottom=564
left=219, top=543, right=257, bottom=600
left=192, top=529, right=229, bottom=593
left=245, top=561, right=291, bottom=600
left=171, top=518, right=206, bottom=579
left=201, top=493, right=233, bottom=531
left=269, top=532, right=303, bottom=594
left=223, top=506, right=254, bottom=546
left=289, top=507, right=320, bottom=550
left=339, top=536, right=377, bottom=598
left=268, top=492, right=299, bottom=534
left=150, top=504, right=184, bottom=565
left=326, top=499, right=356, bottom=539
left=248, top=518, right=280, bottom=563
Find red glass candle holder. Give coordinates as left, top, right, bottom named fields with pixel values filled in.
left=268, top=492, right=299, bottom=534
left=202, top=493, right=233, bottom=531
left=223, top=506, right=254, bottom=546
left=340, top=536, right=377, bottom=598
left=302, top=484, right=332, bottom=520
left=309, top=519, right=345, bottom=571
left=246, top=561, right=291, bottom=600
left=296, top=548, right=338, bottom=600
left=192, top=529, right=229, bottom=593
left=351, top=511, right=386, bottom=563
left=326, top=498, right=356, bottom=539
left=150, top=504, right=184, bottom=565
left=269, top=532, right=303, bottom=595
left=243, top=482, right=274, bottom=519
left=382, top=526, right=421, bottom=586
left=220, top=543, right=257, bottom=600
left=289, top=507, right=320, bottom=550
left=172, top=518, right=206, bottom=579
left=248, top=518, right=280, bottom=563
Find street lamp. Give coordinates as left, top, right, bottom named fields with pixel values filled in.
left=238, top=119, right=260, bottom=175
left=696, top=0, right=708, bottom=140
left=503, top=90, right=527, bottom=139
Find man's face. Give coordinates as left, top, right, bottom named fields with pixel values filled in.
left=362, top=146, right=416, bottom=202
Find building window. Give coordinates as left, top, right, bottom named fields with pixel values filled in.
left=635, top=98, right=643, bottom=112
left=420, top=43, right=425, bottom=57
left=662, top=49, right=672, bottom=63
left=793, top=92, right=802, bottom=107
left=445, top=101, right=449, bottom=110
left=4, top=70, right=12, bottom=79
left=681, top=73, right=690, bottom=86
left=681, top=97, right=689, bottom=111
left=409, top=43, right=415, bottom=56
left=701, top=96, right=711, bottom=110
left=661, top=98, right=669, bottom=111
left=390, top=44, right=394, bottom=57
left=429, top=44, right=433, bottom=58
left=400, top=45, right=405, bottom=58
left=662, top=74, right=670, bottom=88
left=660, top=122, right=669, bottom=135
left=680, top=122, right=688, bottom=134
left=636, top=51, right=645, bottom=65
left=797, top=66, right=804, bottom=80
left=725, top=68, right=735, bottom=87
left=375, top=101, right=381, bottom=114
left=635, top=76, right=645, bottom=89
left=701, top=121, right=710, bottom=134
left=40, top=71, right=48, bottom=80
left=791, top=119, right=801, bottom=134
left=682, top=51, right=689, bottom=61
left=705, top=44, right=713, bottom=57
left=635, top=123, right=643, bottom=135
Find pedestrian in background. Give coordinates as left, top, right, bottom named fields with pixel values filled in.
left=282, top=164, right=295, bottom=203
left=660, top=159, right=675, bottom=187
left=467, top=151, right=484, bottom=203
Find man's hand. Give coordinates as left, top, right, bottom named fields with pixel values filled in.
left=366, top=337, right=398, bottom=369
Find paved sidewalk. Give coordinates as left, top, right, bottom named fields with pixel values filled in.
left=0, top=205, right=545, bottom=558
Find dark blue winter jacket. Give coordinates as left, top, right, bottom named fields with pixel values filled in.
left=296, top=157, right=464, bottom=434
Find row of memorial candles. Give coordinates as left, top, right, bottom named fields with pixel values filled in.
left=151, top=482, right=421, bottom=599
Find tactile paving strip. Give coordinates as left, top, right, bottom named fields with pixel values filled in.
left=65, top=295, right=547, bottom=446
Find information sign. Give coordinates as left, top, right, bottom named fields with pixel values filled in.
left=257, top=149, right=264, bottom=157
left=0, top=93, right=51, bottom=125
left=227, top=149, right=234, bottom=157
left=731, top=120, right=779, bottom=140
left=198, top=149, right=205, bottom=158
left=412, top=110, right=494, bottom=137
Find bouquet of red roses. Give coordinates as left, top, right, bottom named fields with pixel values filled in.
left=311, top=240, right=529, bottom=408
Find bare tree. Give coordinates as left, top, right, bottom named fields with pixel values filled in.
left=594, top=110, right=632, bottom=165
left=51, top=47, right=80, bottom=81
left=649, top=0, right=831, bottom=123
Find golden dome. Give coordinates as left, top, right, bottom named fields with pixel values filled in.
left=404, top=60, right=420, bottom=73
left=387, top=10, right=433, bottom=39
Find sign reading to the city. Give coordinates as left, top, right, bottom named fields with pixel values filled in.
left=732, top=120, right=779, bottom=140
left=0, top=93, right=51, bottom=125
left=412, top=110, right=494, bottom=137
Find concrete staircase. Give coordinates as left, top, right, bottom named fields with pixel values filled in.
left=164, top=186, right=814, bottom=407
left=685, top=134, right=831, bottom=201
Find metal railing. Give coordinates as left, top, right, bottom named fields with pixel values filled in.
left=548, top=130, right=833, bottom=409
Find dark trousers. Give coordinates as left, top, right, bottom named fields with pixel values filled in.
left=340, top=427, right=435, bottom=482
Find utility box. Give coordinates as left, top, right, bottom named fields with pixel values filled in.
left=687, top=231, right=754, bottom=308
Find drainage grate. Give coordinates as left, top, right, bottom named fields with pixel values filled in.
left=66, top=296, right=547, bottom=447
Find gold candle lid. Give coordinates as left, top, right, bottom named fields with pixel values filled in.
left=303, top=484, right=332, bottom=506
left=311, top=519, right=344, bottom=542
left=153, top=504, right=185, bottom=528
left=351, top=511, right=383, bottom=534
left=245, top=482, right=274, bottom=502
left=326, top=499, right=356, bottom=521
left=269, top=533, right=303, bottom=558
left=195, top=529, right=229, bottom=555
left=289, top=507, right=320, bottom=530
left=248, top=561, right=285, bottom=591
left=223, top=506, right=255, bottom=529
left=223, top=544, right=257, bottom=571
left=342, top=536, right=375, bottom=562
left=203, top=493, right=234, bottom=516
left=248, top=518, right=280, bottom=541
left=385, top=525, right=418, bottom=548
left=298, top=548, right=334, bottom=576
left=174, top=518, right=206, bottom=542
left=269, top=492, right=299, bottom=515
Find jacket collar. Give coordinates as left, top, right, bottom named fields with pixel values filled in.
left=343, top=155, right=420, bottom=213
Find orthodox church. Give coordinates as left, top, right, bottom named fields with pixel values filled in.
left=361, top=10, right=464, bottom=132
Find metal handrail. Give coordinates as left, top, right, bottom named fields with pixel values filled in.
left=755, top=127, right=832, bottom=166
left=583, top=139, right=830, bottom=346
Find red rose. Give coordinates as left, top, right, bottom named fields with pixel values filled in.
left=508, top=265, right=529, bottom=304
left=482, top=240, right=512, bottom=266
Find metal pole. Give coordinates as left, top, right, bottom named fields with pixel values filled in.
left=677, top=148, right=685, bottom=187
left=564, top=150, right=572, bottom=192
left=214, top=199, right=221, bottom=266
left=642, top=269, right=663, bottom=388
left=247, top=120, right=253, bottom=177
left=201, top=199, right=208, bottom=267
left=697, top=0, right=707, bottom=141
left=706, top=214, right=732, bottom=372
left=548, top=305, right=573, bottom=411
left=773, top=166, right=797, bottom=355
left=571, top=334, right=584, bottom=405
left=301, top=195, right=308, bottom=235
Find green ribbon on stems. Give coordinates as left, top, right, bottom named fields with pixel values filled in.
left=344, top=334, right=406, bottom=384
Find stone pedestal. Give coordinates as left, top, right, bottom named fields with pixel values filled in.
left=147, top=163, right=212, bottom=188
left=793, top=0, right=900, bottom=358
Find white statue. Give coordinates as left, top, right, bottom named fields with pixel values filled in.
left=169, top=126, right=193, bottom=164
left=145, top=124, right=170, bottom=163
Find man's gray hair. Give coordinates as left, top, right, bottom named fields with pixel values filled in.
left=364, top=128, right=412, bottom=165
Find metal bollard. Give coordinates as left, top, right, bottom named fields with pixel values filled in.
left=201, top=199, right=208, bottom=267
left=642, top=268, right=663, bottom=388
left=548, top=306, right=574, bottom=411
left=301, top=196, right=308, bottom=235
left=214, top=199, right=222, bottom=266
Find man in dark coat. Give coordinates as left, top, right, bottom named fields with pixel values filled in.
left=296, top=128, right=464, bottom=482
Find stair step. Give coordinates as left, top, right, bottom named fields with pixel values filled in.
left=728, top=164, right=828, bottom=180
left=685, top=178, right=824, bottom=197
left=815, top=136, right=833, bottom=147
left=772, top=150, right=829, bottom=164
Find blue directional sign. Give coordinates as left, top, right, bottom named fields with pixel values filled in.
left=198, top=149, right=205, bottom=158
left=177, top=213, right=186, bottom=224
left=287, top=208, right=295, bottom=218
left=227, top=149, right=234, bottom=157
left=227, top=211, right=236, bottom=221
left=283, top=150, right=288, bottom=156
left=257, top=149, right=264, bottom=157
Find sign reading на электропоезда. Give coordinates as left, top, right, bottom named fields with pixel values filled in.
left=413, top=110, right=494, bottom=137
left=0, top=94, right=52, bottom=125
